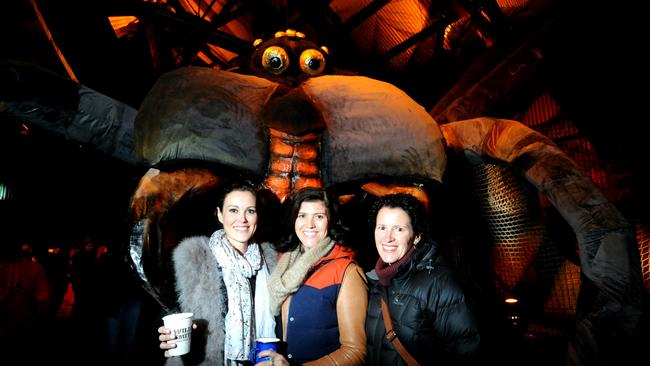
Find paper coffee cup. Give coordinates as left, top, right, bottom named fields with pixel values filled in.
left=162, top=312, right=194, bottom=356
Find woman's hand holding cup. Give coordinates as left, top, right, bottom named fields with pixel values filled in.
left=255, top=350, right=290, bottom=366
left=158, top=317, right=198, bottom=358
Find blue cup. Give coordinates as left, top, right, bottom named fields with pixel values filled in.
left=249, top=337, right=280, bottom=364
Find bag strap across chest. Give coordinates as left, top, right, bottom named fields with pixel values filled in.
left=380, top=289, right=421, bottom=366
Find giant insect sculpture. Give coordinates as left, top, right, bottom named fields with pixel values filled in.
left=0, top=30, right=644, bottom=364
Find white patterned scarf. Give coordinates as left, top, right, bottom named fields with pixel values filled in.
left=209, top=230, right=275, bottom=362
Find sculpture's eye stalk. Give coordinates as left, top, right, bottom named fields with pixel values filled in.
left=262, top=46, right=289, bottom=74
left=299, top=49, right=326, bottom=75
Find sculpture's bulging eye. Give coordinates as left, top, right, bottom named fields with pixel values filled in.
left=299, top=49, right=326, bottom=75
left=262, top=46, right=289, bottom=74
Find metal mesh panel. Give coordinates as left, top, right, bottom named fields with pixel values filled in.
left=471, top=162, right=580, bottom=324
left=472, top=163, right=543, bottom=290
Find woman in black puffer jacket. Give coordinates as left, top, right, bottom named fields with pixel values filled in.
left=365, top=193, right=480, bottom=366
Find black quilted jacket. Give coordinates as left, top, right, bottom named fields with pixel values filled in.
left=365, top=237, right=481, bottom=366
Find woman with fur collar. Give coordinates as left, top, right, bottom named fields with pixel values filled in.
left=259, top=187, right=368, bottom=366
left=158, top=180, right=277, bottom=366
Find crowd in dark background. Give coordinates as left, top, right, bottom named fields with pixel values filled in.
left=0, top=113, right=161, bottom=364
left=0, top=232, right=165, bottom=366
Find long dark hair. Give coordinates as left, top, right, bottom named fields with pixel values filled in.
left=274, top=187, right=348, bottom=252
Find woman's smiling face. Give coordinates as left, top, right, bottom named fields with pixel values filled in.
left=217, top=189, right=258, bottom=247
left=295, top=200, right=329, bottom=249
left=374, top=206, right=419, bottom=264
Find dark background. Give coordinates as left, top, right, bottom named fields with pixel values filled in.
left=1, top=1, right=647, bottom=255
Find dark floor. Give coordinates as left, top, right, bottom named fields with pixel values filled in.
left=10, top=299, right=165, bottom=366
left=14, top=290, right=648, bottom=366
left=20, top=312, right=571, bottom=366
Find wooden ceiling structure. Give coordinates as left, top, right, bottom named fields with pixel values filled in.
left=2, top=0, right=642, bottom=157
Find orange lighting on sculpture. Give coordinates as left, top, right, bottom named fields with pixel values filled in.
left=108, top=16, right=139, bottom=38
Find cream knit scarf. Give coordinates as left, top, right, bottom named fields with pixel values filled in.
left=268, top=236, right=335, bottom=316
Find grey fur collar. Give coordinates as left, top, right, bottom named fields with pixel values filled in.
left=166, top=235, right=278, bottom=366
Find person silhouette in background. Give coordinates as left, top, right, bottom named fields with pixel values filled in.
left=95, top=244, right=145, bottom=366
left=70, top=237, right=99, bottom=321
left=69, top=237, right=101, bottom=363
left=0, top=238, right=51, bottom=364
